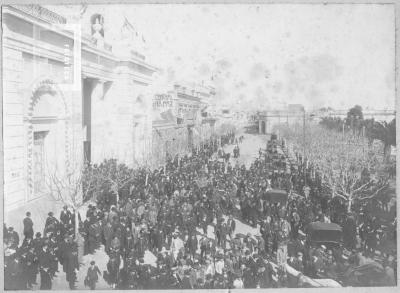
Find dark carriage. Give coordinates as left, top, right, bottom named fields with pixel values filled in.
left=263, top=189, right=288, bottom=204
left=306, top=222, right=343, bottom=248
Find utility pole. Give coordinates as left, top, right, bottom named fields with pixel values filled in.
left=342, top=122, right=344, bottom=138
left=303, top=110, right=307, bottom=187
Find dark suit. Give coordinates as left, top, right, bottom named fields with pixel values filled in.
left=8, top=230, right=20, bottom=249
left=65, top=247, right=79, bottom=289
left=23, top=217, right=34, bottom=239
left=86, top=265, right=101, bottom=289
left=39, top=250, right=52, bottom=289
left=60, top=210, right=72, bottom=226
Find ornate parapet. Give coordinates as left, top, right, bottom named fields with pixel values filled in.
left=12, top=4, right=67, bottom=24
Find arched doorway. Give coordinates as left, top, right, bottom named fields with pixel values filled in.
left=26, top=80, right=69, bottom=200
left=261, top=120, right=266, bottom=134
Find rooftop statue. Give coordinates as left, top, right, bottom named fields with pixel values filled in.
left=91, top=16, right=104, bottom=49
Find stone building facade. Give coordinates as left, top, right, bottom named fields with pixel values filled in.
left=151, top=83, right=217, bottom=168
left=2, top=5, right=156, bottom=214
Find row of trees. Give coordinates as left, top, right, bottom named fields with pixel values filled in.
left=319, top=105, right=396, bottom=160
left=278, top=123, right=390, bottom=212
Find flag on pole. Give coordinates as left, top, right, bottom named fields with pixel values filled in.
left=122, top=17, right=136, bottom=33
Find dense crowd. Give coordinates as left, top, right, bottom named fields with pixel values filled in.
left=4, top=210, right=79, bottom=289
left=4, top=131, right=397, bottom=290
left=284, top=143, right=397, bottom=285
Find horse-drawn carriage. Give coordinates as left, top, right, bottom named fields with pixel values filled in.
left=263, top=189, right=288, bottom=205
left=306, top=222, right=343, bottom=249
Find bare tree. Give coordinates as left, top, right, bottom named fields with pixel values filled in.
left=277, top=124, right=389, bottom=212
left=46, top=160, right=99, bottom=238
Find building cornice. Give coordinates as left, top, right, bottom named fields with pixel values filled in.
left=3, top=5, right=157, bottom=79
left=177, top=93, right=202, bottom=102
left=8, top=5, right=66, bottom=25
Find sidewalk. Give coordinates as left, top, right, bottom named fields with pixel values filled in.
left=4, top=193, right=95, bottom=241
left=5, top=194, right=64, bottom=239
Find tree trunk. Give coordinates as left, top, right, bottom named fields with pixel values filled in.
left=347, top=197, right=352, bottom=213
left=75, top=210, right=79, bottom=239
left=383, top=143, right=391, bottom=162
left=74, top=209, right=84, bottom=265
left=76, top=231, right=84, bottom=265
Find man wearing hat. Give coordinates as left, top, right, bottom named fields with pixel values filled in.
left=44, top=212, right=59, bottom=236
left=171, top=230, right=184, bottom=263
left=103, top=220, right=113, bottom=254
left=4, top=246, right=24, bottom=290
left=32, top=232, right=44, bottom=255
left=60, top=205, right=72, bottom=227
left=186, top=233, right=198, bottom=261
left=21, top=246, right=38, bottom=289
left=289, top=252, right=304, bottom=273
left=85, top=260, right=101, bottom=290
left=86, top=204, right=94, bottom=219
left=65, top=239, right=79, bottom=290
left=242, top=263, right=255, bottom=288
left=108, top=206, right=118, bottom=223
left=38, top=243, right=53, bottom=289
left=135, top=230, right=147, bottom=259
left=23, top=212, right=34, bottom=240
left=7, top=227, right=19, bottom=250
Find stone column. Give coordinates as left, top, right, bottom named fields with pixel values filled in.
left=90, top=79, right=106, bottom=164
left=258, top=119, right=262, bottom=134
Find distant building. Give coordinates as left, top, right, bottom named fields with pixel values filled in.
left=150, top=82, right=217, bottom=167
left=319, top=109, right=395, bottom=123
left=287, top=104, right=305, bottom=113
left=257, top=104, right=305, bottom=134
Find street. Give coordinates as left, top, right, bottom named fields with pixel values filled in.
left=46, top=132, right=270, bottom=290
left=3, top=4, right=397, bottom=290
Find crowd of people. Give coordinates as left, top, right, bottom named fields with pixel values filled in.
left=283, top=142, right=397, bottom=285
left=4, top=209, right=80, bottom=289
left=3, top=130, right=397, bottom=290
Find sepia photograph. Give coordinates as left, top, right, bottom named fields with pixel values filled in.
left=1, top=2, right=397, bottom=290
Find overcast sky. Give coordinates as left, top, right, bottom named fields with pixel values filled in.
left=52, top=4, right=395, bottom=111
